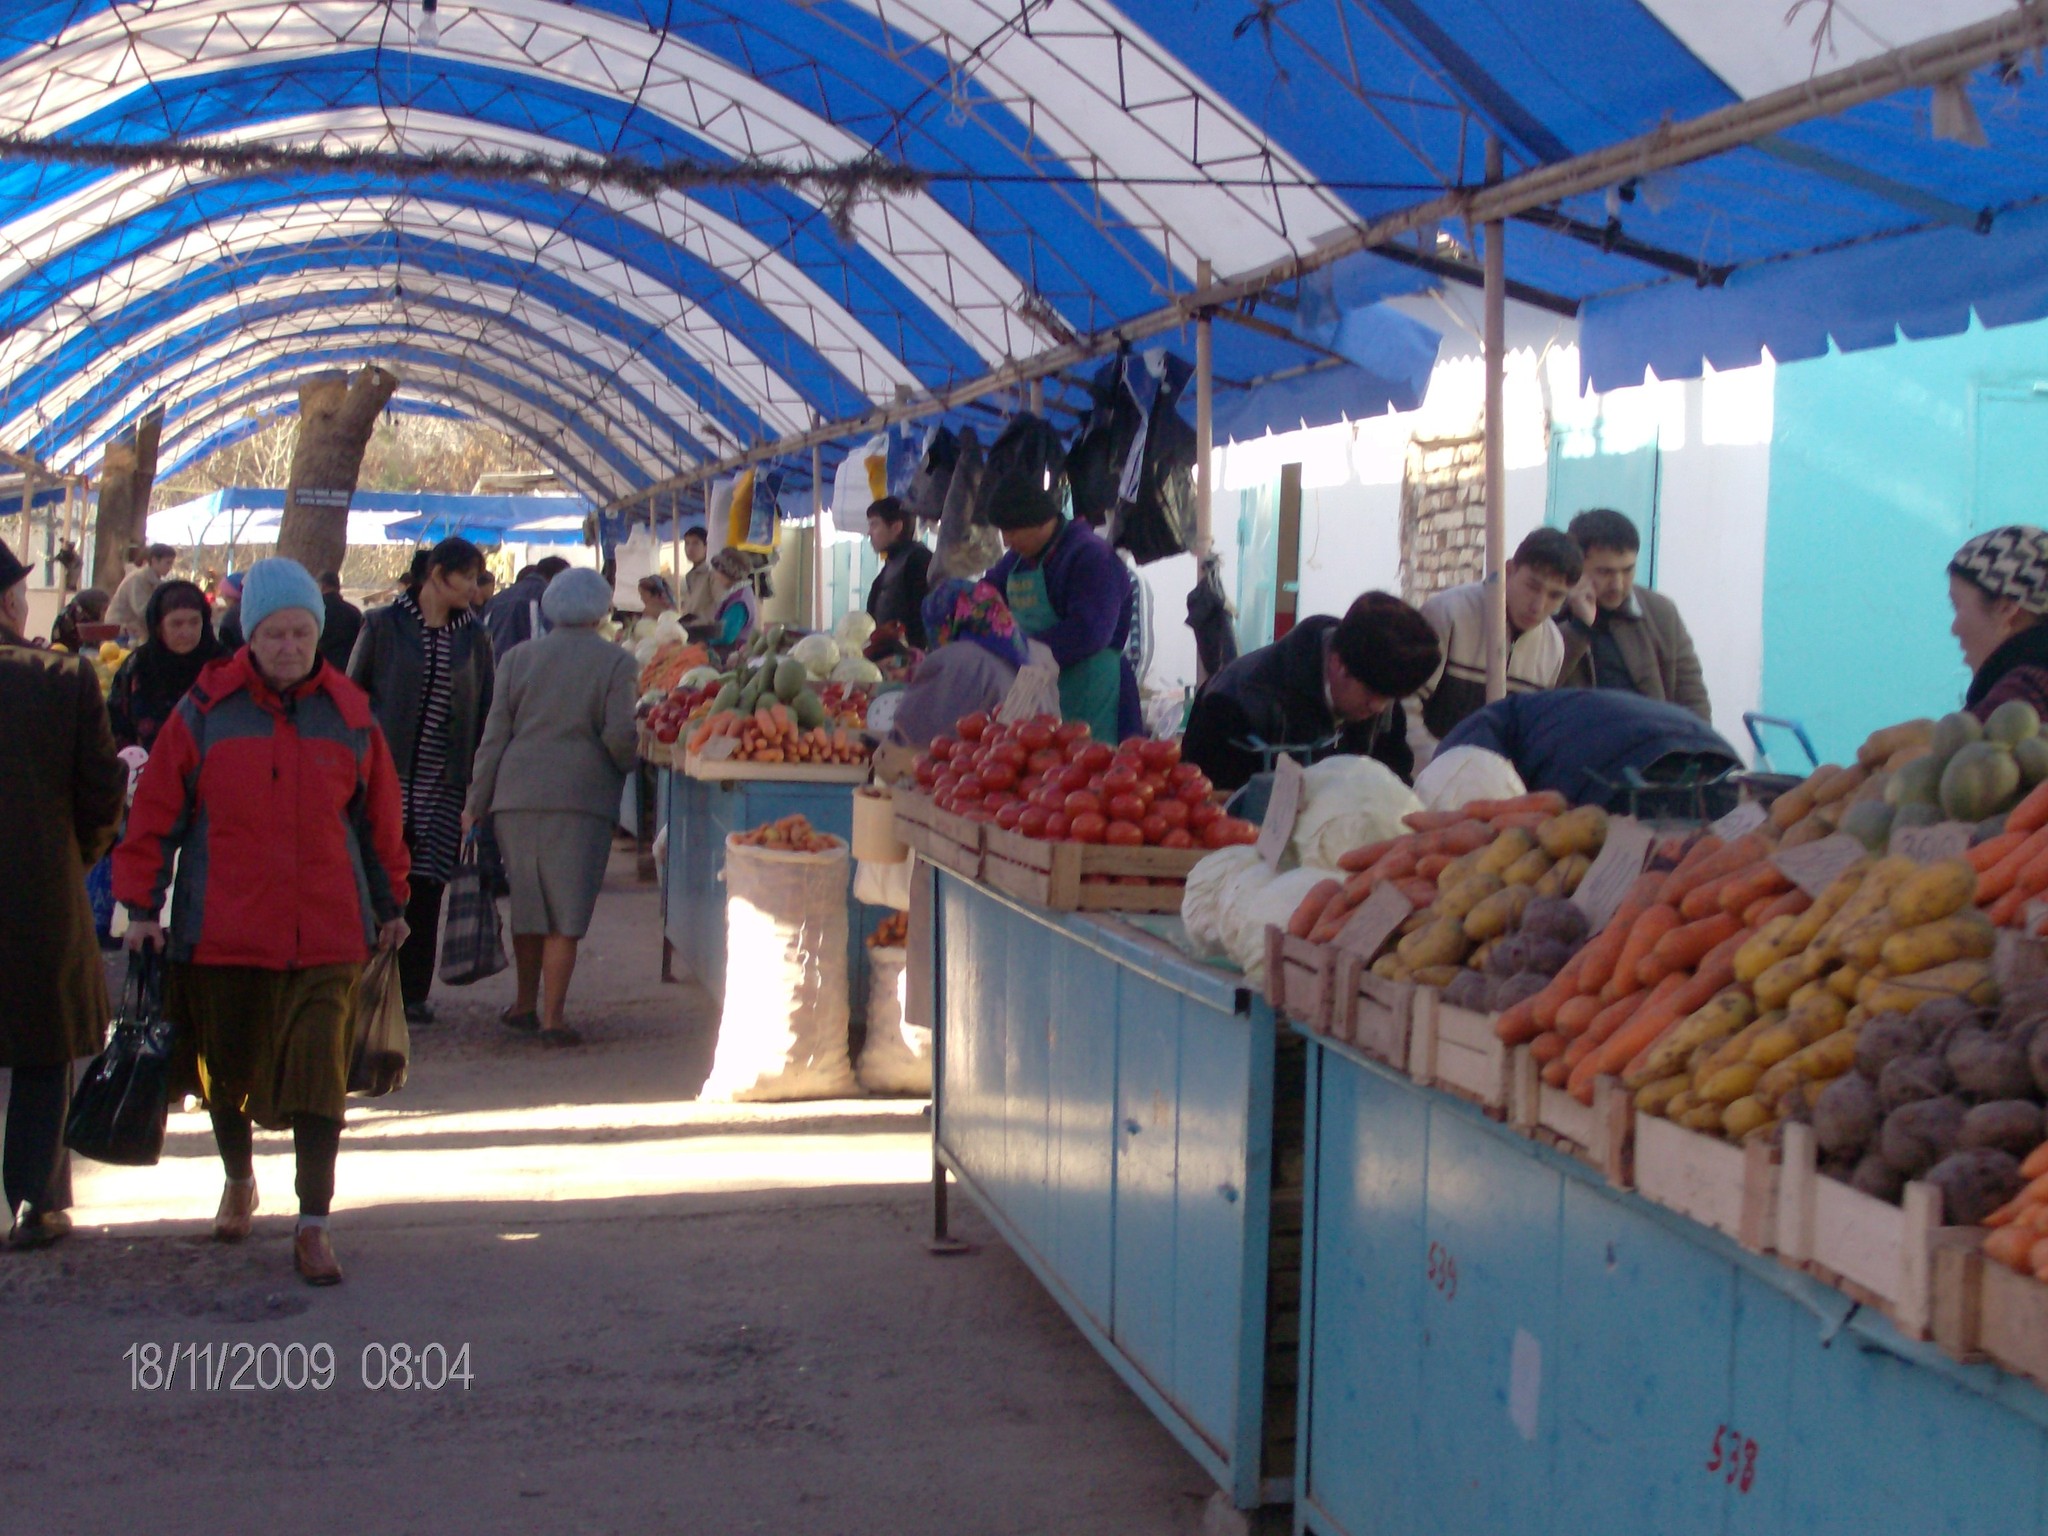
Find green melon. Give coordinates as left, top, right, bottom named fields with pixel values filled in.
left=1987, top=700, right=2042, bottom=746
left=2015, top=736, right=2048, bottom=788
left=1931, top=710, right=1985, bottom=760
left=1888, top=755, right=1946, bottom=808
left=773, top=656, right=809, bottom=703
left=1837, top=799, right=1895, bottom=852
left=1940, top=740, right=2021, bottom=823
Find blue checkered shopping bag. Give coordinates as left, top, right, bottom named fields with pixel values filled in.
left=438, top=835, right=508, bottom=986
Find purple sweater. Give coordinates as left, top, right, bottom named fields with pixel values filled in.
left=988, top=519, right=1142, bottom=739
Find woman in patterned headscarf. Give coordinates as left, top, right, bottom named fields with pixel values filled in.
left=1952, top=525, right=2048, bottom=724
left=887, top=578, right=1053, bottom=750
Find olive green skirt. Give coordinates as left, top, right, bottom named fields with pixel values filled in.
left=167, top=963, right=361, bottom=1129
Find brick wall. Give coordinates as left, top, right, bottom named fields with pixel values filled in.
left=1398, top=431, right=1486, bottom=606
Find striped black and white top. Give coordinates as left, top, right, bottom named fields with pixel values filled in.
left=396, top=590, right=469, bottom=887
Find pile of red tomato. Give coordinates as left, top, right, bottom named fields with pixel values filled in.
left=913, top=713, right=1259, bottom=850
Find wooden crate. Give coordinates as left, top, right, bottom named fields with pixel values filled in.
left=1964, top=1259, right=2048, bottom=1388
left=1508, top=1051, right=1633, bottom=1186
left=1407, top=990, right=1510, bottom=1113
left=1775, top=1121, right=1941, bottom=1337
left=1265, top=927, right=1339, bottom=1031
left=1635, top=1113, right=1778, bottom=1251
left=891, top=790, right=984, bottom=880
left=1340, top=967, right=1413, bottom=1067
left=979, top=825, right=1206, bottom=913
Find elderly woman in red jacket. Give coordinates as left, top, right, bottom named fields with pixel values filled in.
left=115, top=559, right=410, bottom=1286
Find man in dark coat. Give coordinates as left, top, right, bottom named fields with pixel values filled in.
left=1556, top=509, right=1711, bottom=719
left=1182, top=591, right=1442, bottom=792
left=483, top=555, right=569, bottom=661
left=866, top=496, right=933, bottom=648
left=0, top=540, right=125, bottom=1248
left=317, top=570, right=363, bottom=673
left=1436, top=688, right=1742, bottom=811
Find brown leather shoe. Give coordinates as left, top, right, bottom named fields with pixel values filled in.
left=9, top=1208, right=72, bottom=1251
left=293, top=1226, right=343, bottom=1286
left=213, top=1180, right=258, bottom=1242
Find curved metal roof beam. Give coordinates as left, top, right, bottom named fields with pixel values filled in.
left=0, top=196, right=815, bottom=435
left=1, top=1, right=1056, bottom=363
left=19, top=277, right=708, bottom=469
left=50, top=315, right=685, bottom=487
left=0, top=109, right=922, bottom=408
left=1, top=235, right=769, bottom=455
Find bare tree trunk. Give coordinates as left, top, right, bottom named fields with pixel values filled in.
left=90, top=407, right=164, bottom=590
left=276, top=366, right=398, bottom=578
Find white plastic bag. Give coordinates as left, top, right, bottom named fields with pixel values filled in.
left=856, top=946, right=928, bottom=1094
left=612, top=526, right=661, bottom=608
left=1290, top=755, right=1424, bottom=871
left=1414, top=746, right=1527, bottom=813
left=832, top=434, right=889, bottom=533
left=997, top=640, right=1061, bottom=723
left=701, top=837, right=858, bottom=1101
left=852, top=856, right=913, bottom=910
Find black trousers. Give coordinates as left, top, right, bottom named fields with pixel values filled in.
left=397, top=877, right=446, bottom=1007
left=3, top=1063, right=74, bottom=1217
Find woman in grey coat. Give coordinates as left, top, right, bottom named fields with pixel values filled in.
left=464, top=568, right=639, bottom=1046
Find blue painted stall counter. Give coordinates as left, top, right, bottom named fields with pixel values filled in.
left=1295, top=1027, right=2048, bottom=1536
left=925, top=867, right=1305, bottom=1508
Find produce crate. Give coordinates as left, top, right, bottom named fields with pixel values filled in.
left=1508, top=1052, right=1633, bottom=1186
left=1776, top=1121, right=1941, bottom=1336
left=683, top=753, right=870, bottom=784
left=1342, top=968, right=1414, bottom=1068
left=637, top=725, right=679, bottom=767
left=978, top=825, right=1206, bottom=913
left=1264, top=927, right=1338, bottom=1031
left=891, top=790, right=984, bottom=880
left=1940, top=1253, right=2048, bottom=1388
left=1406, top=990, right=1510, bottom=1113
left=1635, top=1113, right=1777, bottom=1251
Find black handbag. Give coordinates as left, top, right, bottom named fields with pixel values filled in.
left=64, top=950, right=177, bottom=1167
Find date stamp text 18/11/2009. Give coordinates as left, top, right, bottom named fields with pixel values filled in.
left=126, top=1341, right=473, bottom=1392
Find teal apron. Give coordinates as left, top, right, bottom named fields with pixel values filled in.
left=1006, top=558, right=1122, bottom=744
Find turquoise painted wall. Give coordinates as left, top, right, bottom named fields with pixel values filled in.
left=1764, top=319, right=2048, bottom=764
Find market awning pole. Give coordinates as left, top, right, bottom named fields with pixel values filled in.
left=812, top=442, right=826, bottom=630
left=1195, top=257, right=1214, bottom=560
left=1482, top=136, right=1508, bottom=705
left=1028, top=378, right=1043, bottom=416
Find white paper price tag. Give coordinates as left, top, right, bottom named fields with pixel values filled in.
left=696, top=736, right=739, bottom=762
left=1709, top=801, right=1768, bottom=842
left=1887, top=821, right=1974, bottom=864
left=1571, top=816, right=1654, bottom=932
left=1333, top=882, right=1414, bottom=962
left=1771, top=832, right=1867, bottom=898
left=1257, top=754, right=1306, bottom=870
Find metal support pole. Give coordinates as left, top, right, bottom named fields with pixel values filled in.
left=1482, top=138, right=1509, bottom=705
left=811, top=443, right=826, bottom=631
left=1194, top=257, right=1215, bottom=560
left=1028, top=377, right=1044, bottom=417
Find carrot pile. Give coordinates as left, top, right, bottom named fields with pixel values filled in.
left=1300, top=792, right=1573, bottom=944
left=1971, top=779, right=2048, bottom=928
left=1496, top=828, right=1803, bottom=1105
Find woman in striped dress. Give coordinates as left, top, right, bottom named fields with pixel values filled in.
left=347, top=538, right=495, bottom=1025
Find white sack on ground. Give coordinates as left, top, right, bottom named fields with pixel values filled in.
left=701, top=837, right=858, bottom=1101
left=856, top=946, right=927, bottom=1094
left=1227, top=867, right=1338, bottom=985
left=1179, top=846, right=1333, bottom=985
left=1290, top=754, right=1423, bottom=871
left=1414, top=746, right=1526, bottom=813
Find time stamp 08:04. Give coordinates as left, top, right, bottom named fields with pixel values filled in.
left=126, top=1341, right=472, bottom=1392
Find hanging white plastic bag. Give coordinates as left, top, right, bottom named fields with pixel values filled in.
left=612, top=525, right=661, bottom=608
left=997, top=639, right=1062, bottom=723
left=852, top=856, right=913, bottom=910
left=856, top=946, right=927, bottom=1094
left=832, top=434, right=889, bottom=533
left=701, top=837, right=858, bottom=1101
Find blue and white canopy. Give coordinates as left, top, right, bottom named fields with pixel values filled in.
left=0, top=2, right=2041, bottom=502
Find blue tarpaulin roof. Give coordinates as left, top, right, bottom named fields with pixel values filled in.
left=150, top=486, right=595, bottom=548
left=0, top=2, right=2043, bottom=490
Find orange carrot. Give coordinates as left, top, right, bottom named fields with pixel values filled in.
left=1639, top=911, right=1742, bottom=986
left=1553, top=994, right=1604, bottom=1039
left=1396, top=878, right=1441, bottom=909
left=2009, top=779, right=2048, bottom=836
left=2024, top=1143, right=2048, bottom=1180
left=1337, top=838, right=1401, bottom=873
left=1375, top=847, right=1420, bottom=883
left=1510, top=950, right=1592, bottom=1039
left=1529, top=1030, right=1566, bottom=1065
left=1415, top=853, right=1455, bottom=882
left=1441, top=821, right=1499, bottom=855
left=1541, top=1055, right=1572, bottom=1087
left=1489, top=810, right=1555, bottom=831
left=1969, top=829, right=2030, bottom=875
left=1754, top=888, right=1812, bottom=924
left=1597, top=934, right=1748, bottom=1092
left=1307, top=895, right=1359, bottom=945
left=1574, top=872, right=1666, bottom=995
left=1571, top=973, right=1688, bottom=1101
left=1979, top=827, right=2048, bottom=905
left=1289, top=879, right=1343, bottom=939
left=1579, top=987, right=1656, bottom=1055
left=1601, top=904, right=1682, bottom=1002
left=1719, top=862, right=1793, bottom=917
left=1403, top=809, right=1471, bottom=833
left=1679, top=872, right=1740, bottom=922
left=1984, top=1225, right=2036, bottom=1270
left=1463, top=792, right=1569, bottom=821
left=1659, top=833, right=1760, bottom=907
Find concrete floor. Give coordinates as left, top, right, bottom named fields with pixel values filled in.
left=0, top=854, right=1234, bottom=1535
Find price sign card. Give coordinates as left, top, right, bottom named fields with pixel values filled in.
left=1333, top=882, right=1414, bottom=963
left=1257, top=754, right=1306, bottom=870
left=1996, top=925, right=2048, bottom=996
left=696, top=736, right=739, bottom=762
left=1888, top=821, right=1974, bottom=864
left=1771, top=832, right=1867, bottom=898
left=1710, top=801, right=1769, bottom=842
left=1571, top=816, right=1654, bottom=932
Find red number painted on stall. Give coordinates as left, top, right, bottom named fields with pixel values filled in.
left=1706, top=1425, right=1759, bottom=1493
left=1425, top=1240, right=1458, bottom=1300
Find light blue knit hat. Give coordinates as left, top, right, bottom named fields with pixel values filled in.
left=542, top=566, right=615, bottom=627
left=237, top=557, right=325, bottom=639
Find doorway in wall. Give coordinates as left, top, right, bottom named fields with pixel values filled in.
left=1974, top=385, right=2048, bottom=532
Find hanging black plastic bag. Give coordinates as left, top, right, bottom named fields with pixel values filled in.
left=1187, top=552, right=1239, bottom=684
left=1105, top=353, right=1198, bottom=565
left=1065, top=355, right=1136, bottom=529
left=973, top=412, right=1068, bottom=530
left=347, top=948, right=410, bottom=1097
left=65, top=950, right=176, bottom=1167
left=935, top=427, right=1002, bottom=580
left=903, top=425, right=959, bottom=525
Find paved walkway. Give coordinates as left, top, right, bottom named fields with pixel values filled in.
left=1, top=852, right=1228, bottom=1535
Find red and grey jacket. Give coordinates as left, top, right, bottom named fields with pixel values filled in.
left=114, top=652, right=411, bottom=970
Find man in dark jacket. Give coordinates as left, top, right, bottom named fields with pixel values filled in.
left=483, top=555, right=569, bottom=660
left=1436, top=689, right=1741, bottom=811
left=1557, top=508, right=1711, bottom=720
left=317, top=570, right=363, bottom=673
left=866, top=497, right=933, bottom=648
left=1183, top=591, right=1443, bottom=791
left=0, top=540, right=125, bottom=1248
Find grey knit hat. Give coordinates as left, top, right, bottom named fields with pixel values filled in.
left=541, top=567, right=615, bottom=627
left=1952, top=525, right=2048, bottom=615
